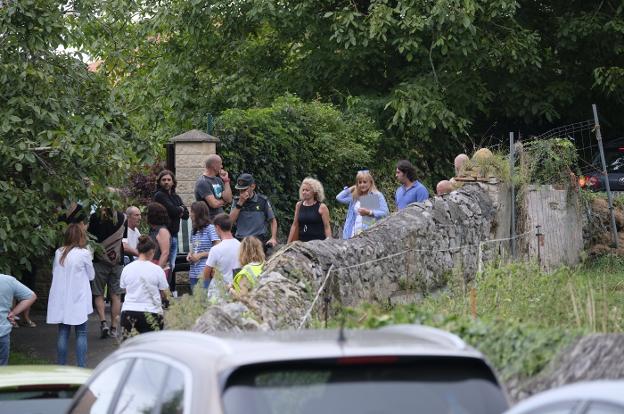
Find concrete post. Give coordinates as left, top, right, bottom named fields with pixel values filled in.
left=171, top=129, right=219, bottom=207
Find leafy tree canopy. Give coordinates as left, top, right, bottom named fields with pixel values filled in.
left=0, top=0, right=157, bottom=274
left=76, top=0, right=623, bottom=176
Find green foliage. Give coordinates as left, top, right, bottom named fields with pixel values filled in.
left=75, top=0, right=624, bottom=187
left=521, top=138, right=579, bottom=186
left=326, top=258, right=624, bottom=379
left=0, top=0, right=157, bottom=274
left=216, top=95, right=381, bottom=233
left=165, top=286, right=211, bottom=330
left=330, top=303, right=576, bottom=381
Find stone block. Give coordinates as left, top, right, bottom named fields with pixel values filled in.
left=175, top=167, right=201, bottom=182
left=175, top=142, right=216, bottom=156
left=175, top=154, right=209, bottom=169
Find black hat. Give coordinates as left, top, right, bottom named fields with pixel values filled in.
left=235, top=173, right=255, bottom=190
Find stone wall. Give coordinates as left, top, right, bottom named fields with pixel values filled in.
left=193, top=183, right=500, bottom=331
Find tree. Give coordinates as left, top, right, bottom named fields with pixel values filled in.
left=77, top=0, right=624, bottom=181
left=0, top=0, right=156, bottom=274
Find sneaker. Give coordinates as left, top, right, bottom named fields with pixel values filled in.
left=109, top=327, right=118, bottom=338
left=100, top=321, right=109, bottom=339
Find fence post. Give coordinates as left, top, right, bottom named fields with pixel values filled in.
left=592, top=104, right=619, bottom=248
left=509, top=132, right=516, bottom=258
left=536, top=225, right=543, bottom=268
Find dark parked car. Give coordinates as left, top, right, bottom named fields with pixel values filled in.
left=580, top=138, right=624, bottom=191
left=67, top=325, right=509, bottom=414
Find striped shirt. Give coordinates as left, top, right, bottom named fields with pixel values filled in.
left=189, top=225, right=220, bottom=279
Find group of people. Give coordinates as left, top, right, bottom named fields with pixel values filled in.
left=0, top=154, right=434, bottom=367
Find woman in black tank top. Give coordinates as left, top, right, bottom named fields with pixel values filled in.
left=287, top=178, right=332, bottom=243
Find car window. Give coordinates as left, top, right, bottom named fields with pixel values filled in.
left=604, top=150, right=624, bottom=173
left=113, top=358, right=169, bottom=414
left=223, top=357, right=508, bottom=414
left=522, top=401, right=578, bottom=414
left=70, top=359, right=132, bottom=414
left=584, top=401, right=624, bottom=414
left=160, top=366, right=186, bottom=414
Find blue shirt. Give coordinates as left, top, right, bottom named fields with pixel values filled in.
left=0, top=274, right=34, bottom=337
left=336, top=188, right=389, bottom=240
left=189, top=225, right=220, bottom=279
left=395, top=181, right=429, bottom=209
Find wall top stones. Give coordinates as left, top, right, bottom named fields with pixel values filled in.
left=171, top=129, right=219, bottom=143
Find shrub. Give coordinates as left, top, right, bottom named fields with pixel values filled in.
left=216, top=95, right=381, bottom=235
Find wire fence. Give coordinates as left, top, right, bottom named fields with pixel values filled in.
left=298, top=226, right=553, bottom=329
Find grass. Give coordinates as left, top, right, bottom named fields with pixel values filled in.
left=321, top=255, right=624, bottom=381
left=9, top=349, right=49, bottom=365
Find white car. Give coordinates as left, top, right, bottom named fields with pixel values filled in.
left=505, top=381, right=624, bottom=414
left=67, top=325, right=509, bottom=414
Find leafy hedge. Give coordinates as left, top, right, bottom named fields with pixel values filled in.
left=216, top=95, right=381, bottom=234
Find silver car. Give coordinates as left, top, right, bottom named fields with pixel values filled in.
left=505, top=381, right=624, bottom=414
left=67, top=325, right=509, bottom=414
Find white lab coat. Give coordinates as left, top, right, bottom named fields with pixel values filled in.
left=46, top=247, right=95, bottom=325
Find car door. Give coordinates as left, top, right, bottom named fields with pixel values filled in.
left=69, top=356, right=188, bottom=414
left=112, top=357, right=186, bottom=414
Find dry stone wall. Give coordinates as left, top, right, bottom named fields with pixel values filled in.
left=193, top=183, right=501, bottom=331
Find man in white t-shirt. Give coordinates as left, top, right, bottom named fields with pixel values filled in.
left=204, top=214, right=241, bottom=293
left=123, top=206, right=141, bottom=261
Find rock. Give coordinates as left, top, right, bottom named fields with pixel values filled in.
left=508, top=334, right=624, bottom=402
left=473, top=148, right=494, bottom=162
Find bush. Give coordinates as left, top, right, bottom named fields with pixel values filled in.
left=216, top=95, right=381, bottom=235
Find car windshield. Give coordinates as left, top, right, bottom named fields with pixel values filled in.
left=597, top=149, right=624, bottom=173
left=0, top=386, right=80, bottom=414
left=223, top=357, right=508, bottom=414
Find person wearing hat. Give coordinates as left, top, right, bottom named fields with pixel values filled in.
left=229, top=173, right=278, bottom=251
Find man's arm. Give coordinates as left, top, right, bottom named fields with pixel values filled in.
left=8, top=293, right=37, bottom=324
left=219, top=171, right=233, bottom=204
left=229, top=190, right=249, bottom=224
left=123, top=242, right=139, bottom=258
left=268, top=218, right=278, bottom=246
left=155, top=192, right=184, bottom=219
left=202, top=266, right=214, bottom=282
left=203, top=194, right=225, bottom=209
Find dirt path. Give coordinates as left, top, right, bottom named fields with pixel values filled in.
left=11, top=307, right=120, bottom=369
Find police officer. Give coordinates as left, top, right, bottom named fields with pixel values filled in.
left=229, top=174, right=278, bottom=252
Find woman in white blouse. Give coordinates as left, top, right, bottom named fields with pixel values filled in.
left=47, top=223, right=95, bottom=367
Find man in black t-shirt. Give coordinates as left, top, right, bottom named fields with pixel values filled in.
left=194, top=154, right=233, bottom=220
left=88, top=208, right=126, bottom=339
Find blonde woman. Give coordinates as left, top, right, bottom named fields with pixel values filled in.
left=336, top=170, right=389, bottom=239
left=287, top=178, right=332, bottom=243
left=231, top=237, right=265, bottom=295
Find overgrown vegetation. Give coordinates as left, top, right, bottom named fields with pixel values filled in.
left=520, top=138, right=579, bottom=187
left=324, top=256, right=624, bottom=380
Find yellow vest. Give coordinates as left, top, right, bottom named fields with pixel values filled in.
left=232, top=262, right=264, bottom=293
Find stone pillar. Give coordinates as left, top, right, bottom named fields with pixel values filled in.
left=171, top=129, right=219, bottom=206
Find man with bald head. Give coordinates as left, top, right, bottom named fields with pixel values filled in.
left=195, top=154, right=233, bottom=220
left=123, top=206, right=141, bottom=261
left=454, top=154, right=470, bottom=176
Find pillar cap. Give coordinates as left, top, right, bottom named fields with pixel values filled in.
left=171, top=129, right=219, bottom=143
